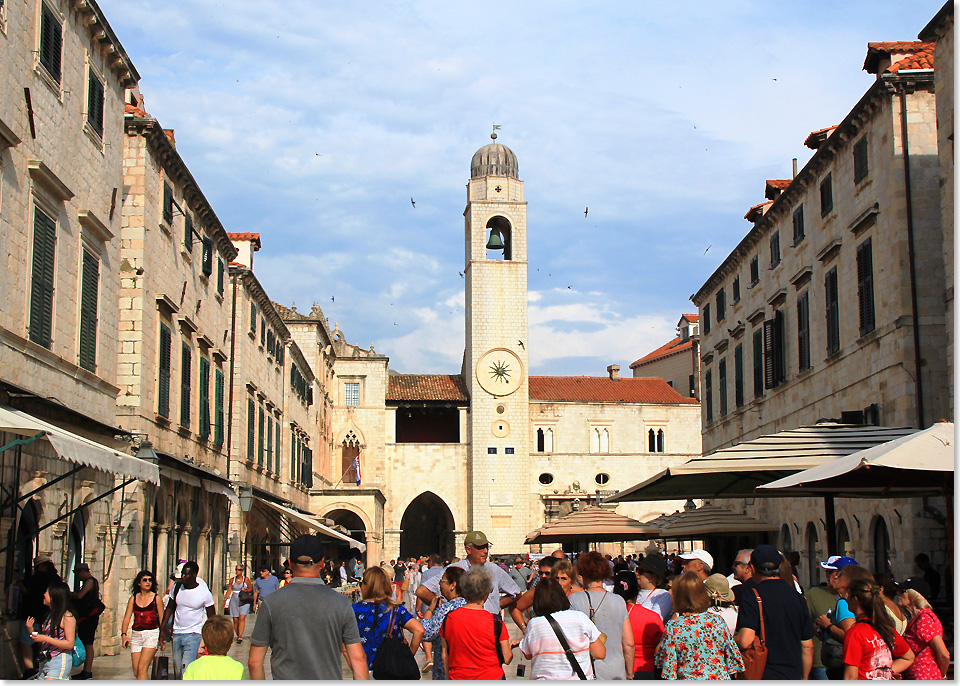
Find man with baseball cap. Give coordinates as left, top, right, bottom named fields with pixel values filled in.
left=734, top=544, right=814, bottom=679
left=812, top=555, right=859, bottom=678
left=677, top=548, right=713, bottom=580
left=415, top=531, right=521, bottom=615
left=248, top=535, right=368, bottom=680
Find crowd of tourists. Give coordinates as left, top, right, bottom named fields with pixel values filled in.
left=14, top=533, right=950, bottom=680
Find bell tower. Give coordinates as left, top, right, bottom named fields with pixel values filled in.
left=463, top=135, right=531, bottom=550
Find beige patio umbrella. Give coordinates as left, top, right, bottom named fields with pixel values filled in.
left=655, top=504, right=778, bottom=538
left=524, top=506, right=660, bottom=544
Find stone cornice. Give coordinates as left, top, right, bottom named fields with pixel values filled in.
left=231, top=266, right=292, bottom=340
left=74, top=0, right=140, bottom=85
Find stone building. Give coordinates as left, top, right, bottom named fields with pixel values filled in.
left=0, top=0, right=160, bottom=676
left=630, top=314, right=701, bottom=399
left=691, top=22, right=952, bottom=589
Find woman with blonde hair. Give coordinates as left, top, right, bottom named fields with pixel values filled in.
left=551, top=559, right=582, bottom=597
left=897, top=580, right=950, bottom=679
left=655, top=571, right=743, bottom=680
left=351, top=567, right=424, bottom=676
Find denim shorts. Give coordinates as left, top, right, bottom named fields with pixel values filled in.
left=39, top=653, right=73, bottom=680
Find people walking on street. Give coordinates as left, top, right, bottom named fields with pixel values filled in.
left=416, top=531, right=521, bottom=616
left=509, top=558, right=530, bottom=592
left=248, top=534, right=369, bottom=680
left=613, top=569, right=662, bottom=680
left=25, top=579, right=77, bottom=681
left=182, top=616, right=245, bottom=680
left=841, top=578, right=915, bottom=679
left=160, top=560, right=216, bottom=677
left=225, top=565, right=254, bottom=644
left=18, top=555, right=61, bottom=678
left=405, top=560, right=421, bottom=614
left=655, top=571, right=744, bottom=680
left=897, top=580, right=951, bottom=679
left=70, top=563, right=103, bottom=679
left=635, top=552, right=672, bottom=623
left=252, top=567, right=279, bottom=612
left=120, top=570, right=164, bottom=680
left=439, top=566, right=512, bottom=680
left=421, top=567, right=466, bottom=680
left=734, top=544, right=814, bottom=680
left=519, top=578, right=606, bottom=679
left=510, top=555, right=558, bottom=630
left=392, top=559, right=406, bottom=601
left=569, top=550, right=634, bottom=679
left=352, top=567, right=424, bottom=676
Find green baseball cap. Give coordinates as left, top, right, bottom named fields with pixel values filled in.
left=464, top=531, right=490, bottom=547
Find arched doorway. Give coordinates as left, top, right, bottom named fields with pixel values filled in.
left=325, top=509, right=367, bottom=570
left=14, top=500, right=41, bottom=595
left=805, top=523, right=819, bottom=589
left=64, top=515, right=85, bottom=591
left=779, top=524, right=792, bottom=553
left=872, top=516, right=892, bottom=575
left=400, top=493, right=455, bottom=560
left=836, top=519, right=852, bottom=558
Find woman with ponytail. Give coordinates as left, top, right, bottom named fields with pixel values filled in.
left=842, top=579, right=914, bottom=679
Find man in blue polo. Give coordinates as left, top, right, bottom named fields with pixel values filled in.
left=252, top=567, right=279, bottom=611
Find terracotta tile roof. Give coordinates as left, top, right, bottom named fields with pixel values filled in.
left=864, top=41, right=935, bottom=73
left=124, top=102, right=149, bottom=118
left=227, top=232, right=262, bottom=249
left=804, top=126, right=838, bottom=150
left=387, top=374, right=469, bottom=402
left=681, top=313, right=699, bottom=323
left=529, top=376, right=697, bottom=404
left=886, top=47, right=934, bottom=73
left=765, top=179, right=792, bottom=200
left=630, top=336, right=693, bottom=368
left=744, top=201, right=772, bottom=222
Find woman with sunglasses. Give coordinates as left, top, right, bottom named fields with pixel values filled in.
left=120, top=571, right=165, bottom=680
left=225, top=565, right=254, bottom=644
left=278, top=568, right=292, bottom=588
left=421, top=566, right=466, bottom=679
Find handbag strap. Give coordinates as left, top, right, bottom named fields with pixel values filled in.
left=752, top=589, right=765, bottom=646
left=545, top=614, right=587, bottom=680
left=493, top=613, right=505, bottom=665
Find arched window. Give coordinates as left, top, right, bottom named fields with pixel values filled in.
left=485, top=216, right=513, bottom=261
left=837, top=519, right=852, bottom=557
left=873, top=516, right=891, bottom=575
left=342, top=431, right=360, bottom=484
left=657, top=429, right=665, bottom=453
left=537, top=428, right=553, bottom=453
left=592, top=427, right=609, bottom=453
left=648, top=429, right=656, bottom=452
left=805, top=523, right=819, bottom=588
left=780, top=524, right=792, bottom=553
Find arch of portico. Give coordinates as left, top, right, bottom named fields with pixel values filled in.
left=398, top=491, right=457, bottom=561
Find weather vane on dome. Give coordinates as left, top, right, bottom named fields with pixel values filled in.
left=491, top=123, right=501, bottom=140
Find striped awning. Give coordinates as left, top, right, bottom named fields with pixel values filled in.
left=656, top=505, right=778, bottom=538
left=524, top=506, right=659, bottom=544
left=605, top=423, right=917, bottom=502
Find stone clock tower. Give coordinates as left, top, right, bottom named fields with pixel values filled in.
left=463, top=136, right=531, bottom=551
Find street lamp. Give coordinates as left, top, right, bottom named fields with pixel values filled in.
left=135, top=440, right=159, bottom=463
left=239, top=486, right=254, bottom=513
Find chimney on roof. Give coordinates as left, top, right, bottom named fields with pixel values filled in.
left=792, top=158, right=798, bottom=178
left=607, top=364, right=620, bottom=381
left=163, top=129, right=175, bottom=149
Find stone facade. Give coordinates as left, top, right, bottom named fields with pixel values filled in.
left=691, top=32, right=952, bottom=589
left=630, top=314, right=701, bottom=399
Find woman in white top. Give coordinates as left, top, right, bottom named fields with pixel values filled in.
left=520, top=578, right=606, bottom=679
left=703, top=574, right=738, bottom=635
left=635, top=553, right=672, bottom=623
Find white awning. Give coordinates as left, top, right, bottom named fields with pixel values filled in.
left=203, top=480, right=239, bottom=507
left=255, top=497, right=366, bottom=552
left=0, top=405, right=160, bottom=485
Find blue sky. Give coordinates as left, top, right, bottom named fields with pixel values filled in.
left=99, top=0, right=944, bottom=375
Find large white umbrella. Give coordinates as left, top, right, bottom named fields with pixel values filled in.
left=757, top=420, right=954, bottom=497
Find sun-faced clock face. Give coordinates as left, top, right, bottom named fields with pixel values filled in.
left=476, top=348, right=524, bottom=396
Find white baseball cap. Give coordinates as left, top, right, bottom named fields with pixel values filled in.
left=819, top=555, right=842, bottom=570
left=678, top=549, right=715, bottom=569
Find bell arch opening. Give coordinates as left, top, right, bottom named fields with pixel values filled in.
left=485, top=216, right=512, bottom=261
left=400, top=492, right=455, bottom=560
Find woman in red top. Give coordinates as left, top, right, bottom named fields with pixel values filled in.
left=842, top=578, right=914, bottom=679
left=898, top=585, right=950, bottom=679
left=120, top=570, right=165, bottom=680
left=613, top=570, right=663, bottom=679
left=440, top=566, right=512, bottom=680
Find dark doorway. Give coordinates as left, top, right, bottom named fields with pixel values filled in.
left=325, top=509, right=367, bottom=567
left=396, top=406, right=460, bottom=443
left=400, top=492, right=455, bottom=560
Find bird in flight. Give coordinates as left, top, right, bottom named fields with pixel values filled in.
left=584, top=207, right=588, bottom=218
left=518, top=340, right=525, bottom=349
left=703, top=245, right=712, bottom=255
left=410, top=198, right=416, bottom=208
left=331, top=296, right=335, bottom=303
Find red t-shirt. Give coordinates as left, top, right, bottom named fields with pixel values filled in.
left=843, top=618, right=910, bottom=680
left=440, top=606, right=509, bottom=680
left=627, top=603, right=664, bottom=673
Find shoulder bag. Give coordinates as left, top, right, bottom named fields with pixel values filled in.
left=736, top=589, right=768, bottom=680
left=238, top=577, right=254, bottom=606
left=493, top=613, right=505, bottom=665
left=76, top=579, right=106, bottom=622
left=371, top=603, right=420, bottom=680
left=544, top=614, right=588, bottom=680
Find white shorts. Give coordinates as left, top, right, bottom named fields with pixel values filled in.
left=130, top=628, right=160, bottom=653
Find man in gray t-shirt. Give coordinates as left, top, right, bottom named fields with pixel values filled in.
left=248, top=535, right=368, bottom=680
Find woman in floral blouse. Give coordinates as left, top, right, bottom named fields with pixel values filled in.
left=655, top=571, right=744, bottom=680
left=351, top=567, right=424, bottom=674
left=898, top=584, right=950, bottom=679
left=420, top=566, right=466, bottom=680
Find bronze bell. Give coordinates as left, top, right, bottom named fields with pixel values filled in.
left=485, top=228, right=505, bottom=250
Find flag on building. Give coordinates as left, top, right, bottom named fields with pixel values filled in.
left=354, top=453, right=362, bottom=485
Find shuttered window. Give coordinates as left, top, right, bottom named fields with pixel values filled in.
left=39, top=3, right=62, bottom=83
left=217, top=259, right=225, bottom=295
left=257, top=405, right=265, bottom=467
left=198, top=356, right=210, bottom=439
left=770, top=231, right=781, bottom=268
left=158, top=323, right=172, bottom=417
left=78, top=250, right=99, bottom=372
left=825, top=267, right=840, bottom=355
left=764, top=310, right=786, bottom=390
left=752, top=329, right=764, bottom=398
left=303, top=446, right=313, bottom=488
left=266, top=414, right=274, bottom=471
left=201, top=236, right=213, bottom=276
left=260, top=318, right=266, bottom=347
left=214, top=368, right=224, bottom=446
left=275, top=421, right=281, bottom=477
left=732, top=277, right=740, bottom=303
left=704, top=370, right=713, bottom=423
left=820, top=173, right=833, bottom=217
left=290, top=428, right=297, bottom=479
left=29, top=207, right=56, bottom=348
left=734, top=343, right=744, bottom=408
left=180, top=342, right=192, bottom=427
left=854, top=136, right=869, bottom=184
left=163, top=182, right=173, bottom=224
left=718, top=358, right=728, bottom=417
left=184, top=214, right=193, bottom=253
left=250, top=302, right=257, bottom=333
left=856, top=238, right=875, bottom=336
left=749, top=256, right=760, bottom=286
left=247, top=398, right=255, bottom=461
left=716, top=288, right=725, bottom=323
left=703, top=303, right=711, bottom=335
left=793, top=206, right=805, bottom=245
left=798, top=291, right=811, bottom=371
left=86, top=69, right=104, bottom=138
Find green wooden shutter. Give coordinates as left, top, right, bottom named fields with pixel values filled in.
left=40, top=4, right=62, bottom=83
left=201, top=237, right=213, bottom=276
left=29, top=207, right=56, bottom=348
left=163, top=183, right=173, bottom=224
left=257, top=406, right=265, bottom=467
left=217, top=259, right=225, bottom=295
left=78, top=250, right=99, bottom=372
left=752, top=329, right=764, bottom=399
left=250, top=303, right=256, bottom=333
left=825, top=267, right=840, bottom=355
left=854, top=136, right=869, bottom=184
left=266, top=414, right=273, bottom=470
left=198, top=356, right=210, bottom=439
left=247, top=398, right=255, bottom=460
left=797, top=291, right=811, bottom=371
left=734, top=343, right=744, bottom=408
left=704, top=370, right=713, bottom=423
left=86, top=69, right=104, bottom=137
left=214, top=368, right=224, bottom=446
left=718, top=358, right=727, bottom=417
left=184, top=214, right=193, bottom=253
left=275, top=421, right=281, bottom=477
left=180, top=342, right=191, bottom=427
left=857, top=238, right=875, bottom=336
left=158, top=323, right=172, bottom=417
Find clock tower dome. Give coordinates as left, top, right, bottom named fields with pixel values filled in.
left=463, top=135, right=531, bottom=550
